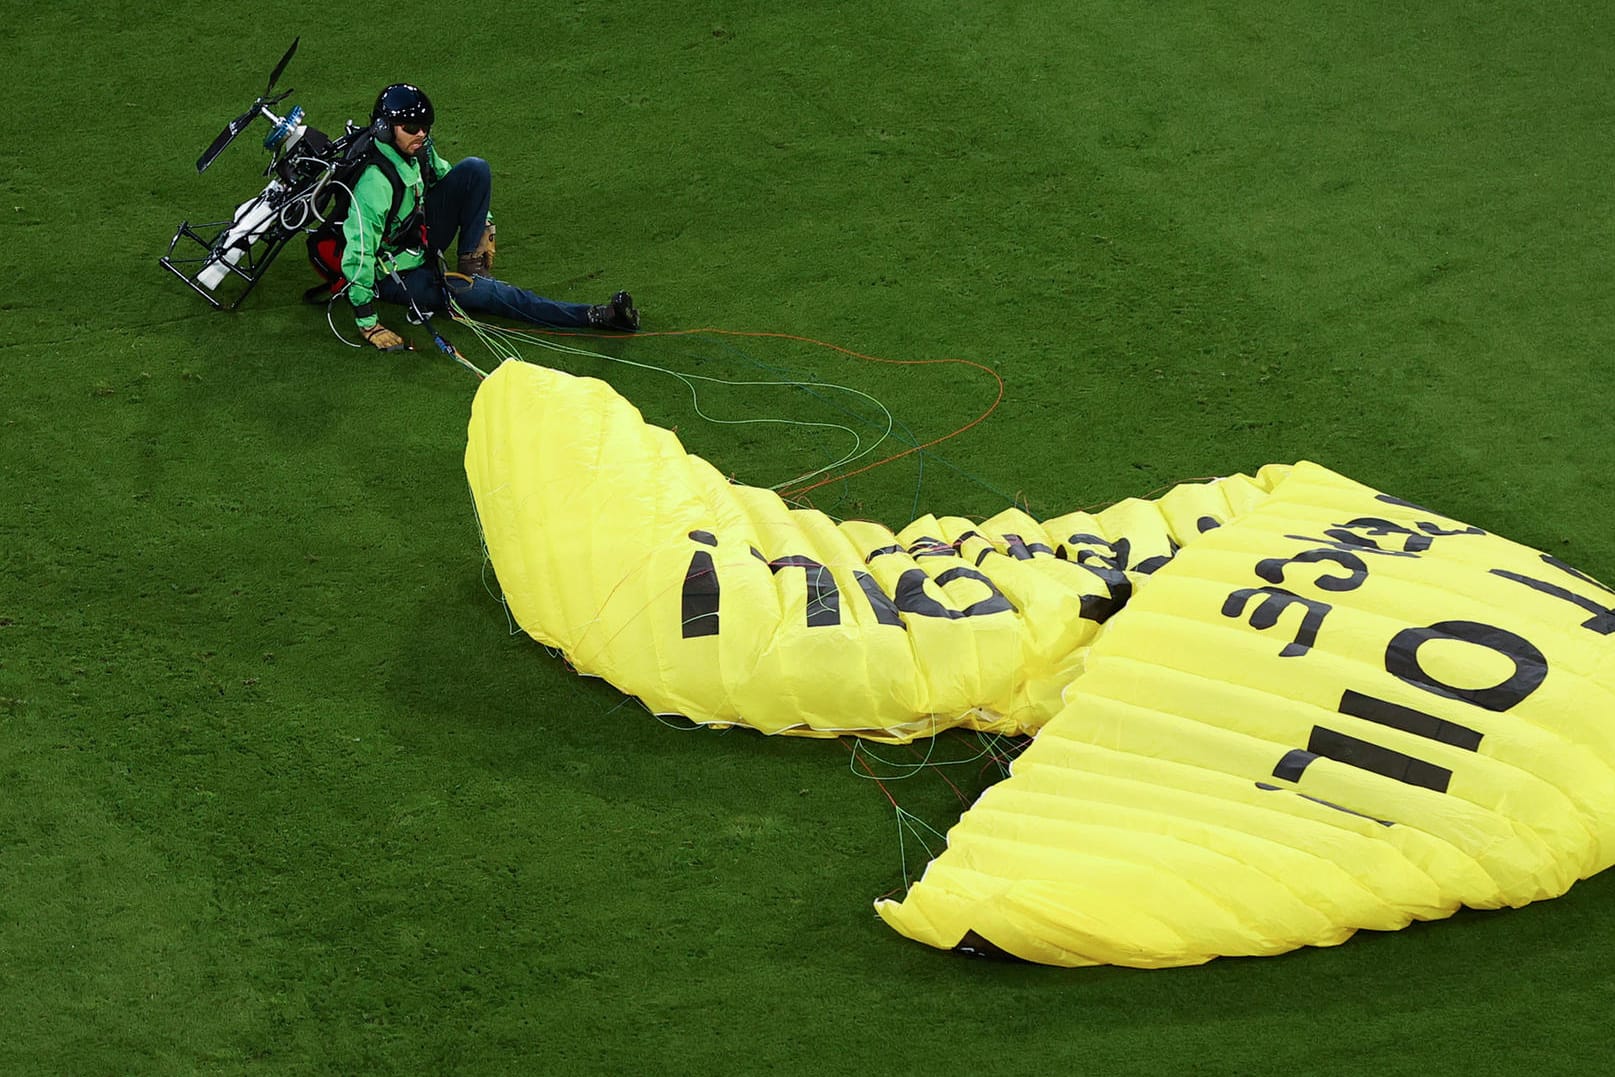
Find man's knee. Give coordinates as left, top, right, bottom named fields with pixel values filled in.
left=455, top=156, right=491, bottom=185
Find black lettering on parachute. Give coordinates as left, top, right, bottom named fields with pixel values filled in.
left=1491, top=554, right=1615, bottom=636
left=1384, top=620, right=1547, bottom=712
left=1273, top=619, right=1548, bottom=793
left=1256, top=547, right=1370, bottom=593
left=1222, top=586, right=1331, bottom=657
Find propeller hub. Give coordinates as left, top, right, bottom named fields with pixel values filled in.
left=264, top=105, right=305, bottom=151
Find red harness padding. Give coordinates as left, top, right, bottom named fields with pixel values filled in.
left=302, top=148, right=427, bottom=304
left=302, top=224, right=348, bottom=302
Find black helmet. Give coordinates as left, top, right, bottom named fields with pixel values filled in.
left=372, top=83, right=434, bottom=130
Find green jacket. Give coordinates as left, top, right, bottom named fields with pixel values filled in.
left=342, top=137, right=454, bottom=328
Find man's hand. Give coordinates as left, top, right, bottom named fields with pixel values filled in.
left=360, top=324, right=411, bottom=352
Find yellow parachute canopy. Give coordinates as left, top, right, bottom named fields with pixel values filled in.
left=466, top=360, right=1615, bottom=966
left=465, top=359, right=1282, bottom=741
left=877, top=463, right=1615, bottom=965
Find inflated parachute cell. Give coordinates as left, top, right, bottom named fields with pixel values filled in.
left=465, top=359, right=1283, bottom=741
left=466, top=360, right=1615, bottom=966
left=877, top=463, right=1615, bottom=966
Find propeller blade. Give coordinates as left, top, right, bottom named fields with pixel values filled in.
left=192, top=39, right=299, bottom=172
left=195, top=106, right=259, bottom=173
left=265, top=37, right=299, bottom=94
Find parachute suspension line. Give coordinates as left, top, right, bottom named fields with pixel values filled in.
left=449, top=303, right=1013, bottom=512
left=970, top=731, right=1030, bottom=782
left=846, top=727, right=1032, bottom=894
left=447, top=305, right=900, bottom=494
left=699, top=333, right=924, bottom=510
left=465, top=481, right=524, bottom=638
left=845, top=727, right=1008, bottom=784
left=569, top=324, right=1007, bottom=512
left=648, top=710, right=725, bottom=733
left=906, top=740, right=970, bottom=806
left=848, top=728, right=941, bottom=780
left=845, top=738, right=949, bottom=894
left=697, top=331, right=1004, bottom=511
left=480, top=556, right=523, bottom=637
left=592, top=331, right=1007, bottom=505
left=893, top=806, right=949, bottom=894
left=460, top=313, right=891, bottom=481
left=698, top=333, right=935, bottom=521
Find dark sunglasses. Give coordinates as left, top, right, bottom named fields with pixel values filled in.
left=400, top=123, right=430, bottom=136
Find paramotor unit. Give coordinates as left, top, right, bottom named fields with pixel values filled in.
left=159, top=38, right=377, bottom=310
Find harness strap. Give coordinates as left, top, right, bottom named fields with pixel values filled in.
left=303, top=142, right=443, bottom=303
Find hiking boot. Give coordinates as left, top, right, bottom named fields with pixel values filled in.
left=587, top=290, right=640, bottom=332
left=456, top=221, right=496, bottom=277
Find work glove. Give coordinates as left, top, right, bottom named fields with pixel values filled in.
left=360, top=323, right=411, bottom=352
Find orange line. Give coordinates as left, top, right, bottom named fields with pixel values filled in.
left=903, top=741, right=971, bottom=807
left=842, top=737, right=901, bottom=810
left=493, top=323, right=1006, bottom=499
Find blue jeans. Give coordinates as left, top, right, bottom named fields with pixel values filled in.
left=377, top=267, right=595, bottom=329
left=424, top=157, right=492, bottom=258
left=374, top=157, right=595, bottom=329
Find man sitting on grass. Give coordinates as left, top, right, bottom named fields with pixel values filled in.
left=343, top=83, right=639, bottom=352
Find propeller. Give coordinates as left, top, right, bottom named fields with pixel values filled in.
left=195, top=37, right=300, bottom=173
left=264, top=36, right=298, bottom=93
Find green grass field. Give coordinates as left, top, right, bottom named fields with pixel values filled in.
left=7, top=2, right=1615, bottom=1072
